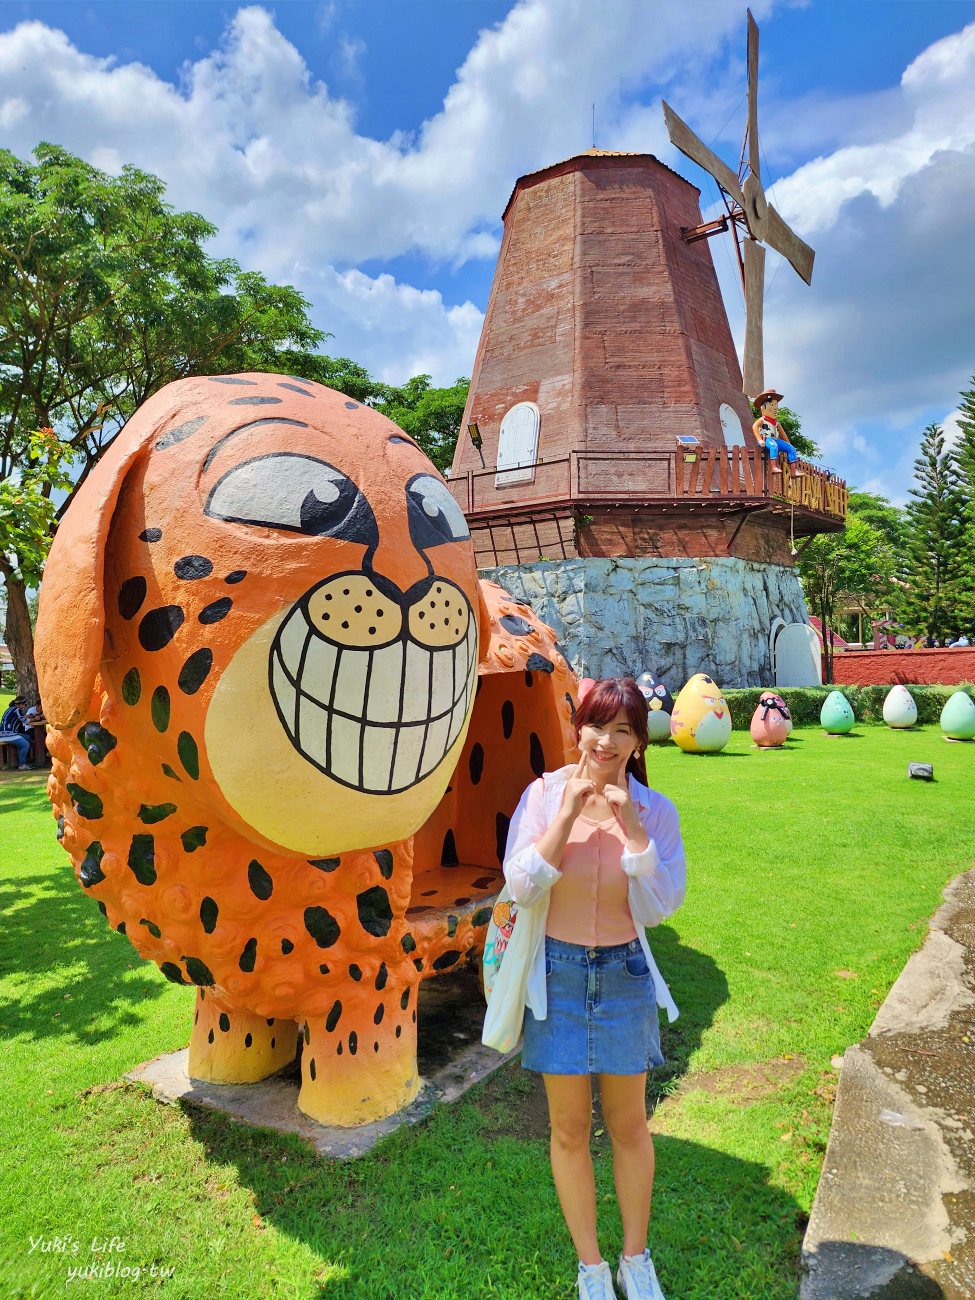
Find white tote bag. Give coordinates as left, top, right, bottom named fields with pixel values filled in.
left=481, top=886, right=546, bottom=1054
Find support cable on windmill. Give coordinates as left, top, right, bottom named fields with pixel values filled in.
left=661, top=8, right=815, bottom=400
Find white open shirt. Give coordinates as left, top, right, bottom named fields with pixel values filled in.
left=502, top=766, right=686, bottom=1023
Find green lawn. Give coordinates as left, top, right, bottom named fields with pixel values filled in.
left=2, top=724, right=972, bottom=1299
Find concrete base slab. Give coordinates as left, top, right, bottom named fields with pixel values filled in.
left=126, top=965, right=517, bottom=1159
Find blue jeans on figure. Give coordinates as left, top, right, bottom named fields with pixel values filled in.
left=764, top=435, right=798, bottom=465
left=2, top=734, right=30, bottom=768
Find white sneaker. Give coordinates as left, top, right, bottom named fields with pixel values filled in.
left=577, top=1259, right=616, bottom=1300
left=617, top=1249, right=666, bottom=1300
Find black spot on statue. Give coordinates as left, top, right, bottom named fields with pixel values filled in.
left=162, top=764, right=181, bottom=781
left=349, top=964, right=362, bottom=981
left=208, top=1029, right=214, bottom=1044
left=472, top=875, right=496, bottom=889
left=160, top=962, right=188, bottom=985
left=400, top=988, right=410, bottom=1009
left=56, top=815, right=65, bottom=842
left=472, top=906, right=493, bottom=928
left=238, top=938, right=258, bottom=972
left=245, top=1033, right=253, bottom=1048
left=178, top=648, right=213, bottom=695
left=565, top=692, right=576, bottom=722
left=219, top=1013, right=230, bottom=1032
left=319, top=963, right=329, bottom=975
left=225, top=570, right=247, bottom=584
left=468, top=743, right=484, bottom=785
left=184, top=957, right=215, bottom=985
left=208, top=376, right=255, bottom=385
left=151, top=686, right=171, bottom=733
left=181, top=826, right=208, bottom=853
left=374, top=1004, right=385, bottom=1025
left=118, top=576, right=147, bottom=620
left=401, top=933, right=416, bottom=953
left=344, top=401, right=359, bottom=410
left=200, top=897, right=218, bottom=933
left=348, top=1030, right=359, bottom=1055
left=433, top=950, right=461, bottom=971
left=127, top=835, right=157, bottom=885
left=139, top=802, right=177, bottom=825
left=79, top=841, right=105, bottom=888
left=67, top=783, right=103, bottom=820
left=529, top=731, right=546, bottom=778
left=139, top=527, right=163, bottom=542
left=526, top=653, right=555, bottom=674
left=177, top=732, right=199, bottom=780
left=413, top=958, right=423, bottom=972
left=309, top=857, right=341, bottom=873
left=174, top=555, right=213, bottom=581
left=199, top=597, right=232, bottom=625
left=309, top=1057, right=317, bottom=1081
left=140, top=918, right=162, bottom=938
left=229, top=396, right=281, bottom=405
left=375, top=962, right=388, bottom=990
left=495, top=812, right=511, bottom=866
left=524, top=670, right=533, bottom=687
left=304, top=906, right=341, bottom=948
left=116, top=922, right=126, bottom=935
left=500, top=614, right=534, bottom=637
left=501, top=700, right=515, bottom=740
left=281, top=938, right=294, bottom=955
left=325, top=1001, right=342, bottom=1032
left=278, top=382, right=314, bottom=397
left=441, top=829, right=459, bottom=867
left=337, top=1042, right=343, bottom=1055
left=139, top=605, right=185, bottom=651
left=447, top=914, right=458, bottom=937
left=356, top=886, right=393, bottom=938
left=248, top=859, right=274, bottom=900
left=155, top=416, right=207, bottom=451
left=373, top=848, right=394, bottom=880
left=121, top=667, right=142, bottom=706
left=77, top=722, right=117, bottom=765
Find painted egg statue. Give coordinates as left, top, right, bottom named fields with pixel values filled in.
left=637, top=671, right=674, bottom=743
left=882, top=685, right=918, bottom=729
left=34, top=373, right=578, bottom=1130
left=941, top=690, right=975, bottom=741
left=821, top=690, right=855, bottom=734
left=670, top=673, right=732, bottom=753
left=750, top=691, right=792, bottom=748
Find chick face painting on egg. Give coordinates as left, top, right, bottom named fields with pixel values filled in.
left=670, top=673, right=732, bottom=753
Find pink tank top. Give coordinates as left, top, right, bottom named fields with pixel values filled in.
left=545, top=814, right=638, bottom=947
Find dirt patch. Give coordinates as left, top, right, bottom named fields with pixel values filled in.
left=470, top=1063, right=551, bottom=1142
left=652, top=1055, right=808, bottom=1126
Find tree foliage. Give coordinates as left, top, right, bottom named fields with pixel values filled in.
left=373, top=375, right=470, bottom=473
left=898, top=423, right=968, bottom=640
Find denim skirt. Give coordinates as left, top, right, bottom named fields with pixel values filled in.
left=521, top=936, right=666, bottom=1076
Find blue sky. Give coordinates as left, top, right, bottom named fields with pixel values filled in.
left=2, top=0, right=975, bottom=501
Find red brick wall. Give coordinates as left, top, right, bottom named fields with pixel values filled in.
left=832, top=649, right=975, bottom=686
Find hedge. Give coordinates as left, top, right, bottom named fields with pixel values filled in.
left=722, top=683, right=975, bottom=729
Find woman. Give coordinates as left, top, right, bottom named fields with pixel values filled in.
left=503, top=677, right=685, bottom=1300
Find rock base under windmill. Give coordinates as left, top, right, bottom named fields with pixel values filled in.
left=483, top=556, right=810, bottom=687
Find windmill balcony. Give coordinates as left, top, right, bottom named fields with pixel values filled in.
left=446, top=447, right=848, bottom=569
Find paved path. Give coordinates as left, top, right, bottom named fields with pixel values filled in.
left=802, top=869, right=975, bottom=1298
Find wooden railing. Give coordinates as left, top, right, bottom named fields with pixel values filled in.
left=447, top=448, right=847, bottom=521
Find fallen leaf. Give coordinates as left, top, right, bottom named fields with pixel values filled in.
left=780, top=1131, right=793, bottom=1142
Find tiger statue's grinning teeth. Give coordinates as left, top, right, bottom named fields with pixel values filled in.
left=270, top=603, right=478, bottom=794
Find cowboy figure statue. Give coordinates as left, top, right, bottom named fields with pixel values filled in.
left=752, top=389, right=803, bottom=479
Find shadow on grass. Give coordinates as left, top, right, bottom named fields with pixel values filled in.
left=0, top=869, right=168, bottom=1047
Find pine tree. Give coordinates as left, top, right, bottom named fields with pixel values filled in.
left=900, top=424, right=968, bottom=640
left=953, top=373, right=975, bottom=625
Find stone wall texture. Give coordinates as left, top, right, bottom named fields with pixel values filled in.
left=484, top=556, right=810, bottom=688
left=832, top=648, right=975, bottom=687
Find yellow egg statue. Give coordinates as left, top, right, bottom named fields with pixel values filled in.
left=670, top=673, right=733, bottom=753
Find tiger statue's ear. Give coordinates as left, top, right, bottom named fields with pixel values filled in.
left=35, top=382, right=200, bottom=728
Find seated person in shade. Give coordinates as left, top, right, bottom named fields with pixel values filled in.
left=0, top=696, right=32, bottom=770
left=752, top=388, right=803, bottom=479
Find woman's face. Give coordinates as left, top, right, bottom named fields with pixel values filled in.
left=578, top=708, right=636, bottom=773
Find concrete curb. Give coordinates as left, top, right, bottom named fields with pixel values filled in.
left=801, top=869, right=975, bottom=1298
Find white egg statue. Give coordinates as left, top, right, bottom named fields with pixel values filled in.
left=637, top=670, right=674, bottom=743
left=670, top=673, right=732, bottom=753
left=882, top=685, right=918, bottom=729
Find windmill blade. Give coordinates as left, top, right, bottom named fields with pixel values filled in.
left=661, top=100, right=747, bottom=209
left=747, top=10, right=761, bottom=181
left=743, top=239, right=766, bottom=399
left=763, top=203, right=815, bottom=284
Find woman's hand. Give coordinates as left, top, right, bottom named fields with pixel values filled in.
left=603, top=755, right=649, bottom=848
left=560, top=755, right=595, bottom=821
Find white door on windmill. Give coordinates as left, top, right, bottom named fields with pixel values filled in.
left=719, top=403, right=747, bottom=449
left=495, top=402, right=540, bottom=486
left=774, top=622, right=823, bottom=687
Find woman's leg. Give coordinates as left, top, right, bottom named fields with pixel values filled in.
left=599, top=1072, right=655, bottom=1257
left=542, top=1072, right=601, bottom=1264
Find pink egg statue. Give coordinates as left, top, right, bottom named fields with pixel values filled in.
left=750, top=691, right=792, bottom=748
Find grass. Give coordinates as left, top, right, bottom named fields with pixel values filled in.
left=1, top=723, right=973, bottom=1299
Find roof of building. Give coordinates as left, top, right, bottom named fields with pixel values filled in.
left=501, top=147, right=698, bottom=221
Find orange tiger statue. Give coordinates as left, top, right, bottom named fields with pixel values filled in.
left=35, top=374, right=576, bottom=1127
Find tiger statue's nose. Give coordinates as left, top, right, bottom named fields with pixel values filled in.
left=406, top=582, right=470, bottom=649
left=307, top=575, right=403, bottom=646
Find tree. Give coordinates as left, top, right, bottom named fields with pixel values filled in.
left=374, top=375, right=470, bottom=473
left=953, top=372, right=975, bottom=626
left=0, top=143, right=326, bottom=698
left=846, top=489, right=910, bottom=568
left=899, top=424, right=968, bottom=641
left=797, top=517, right=897, bottom=681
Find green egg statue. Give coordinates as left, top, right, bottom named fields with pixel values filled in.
left=940, top=690, right=975, bottom=741
left=821, top=690, right=855, bottom=735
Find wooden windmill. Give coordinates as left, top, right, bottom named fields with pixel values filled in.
left=661, top=9, right=814, bottom=399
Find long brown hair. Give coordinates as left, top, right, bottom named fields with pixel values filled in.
left=574, top=677, right=649, bottom=786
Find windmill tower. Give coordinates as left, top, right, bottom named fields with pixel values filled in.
left=448, top=24, right=846, bottom=688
